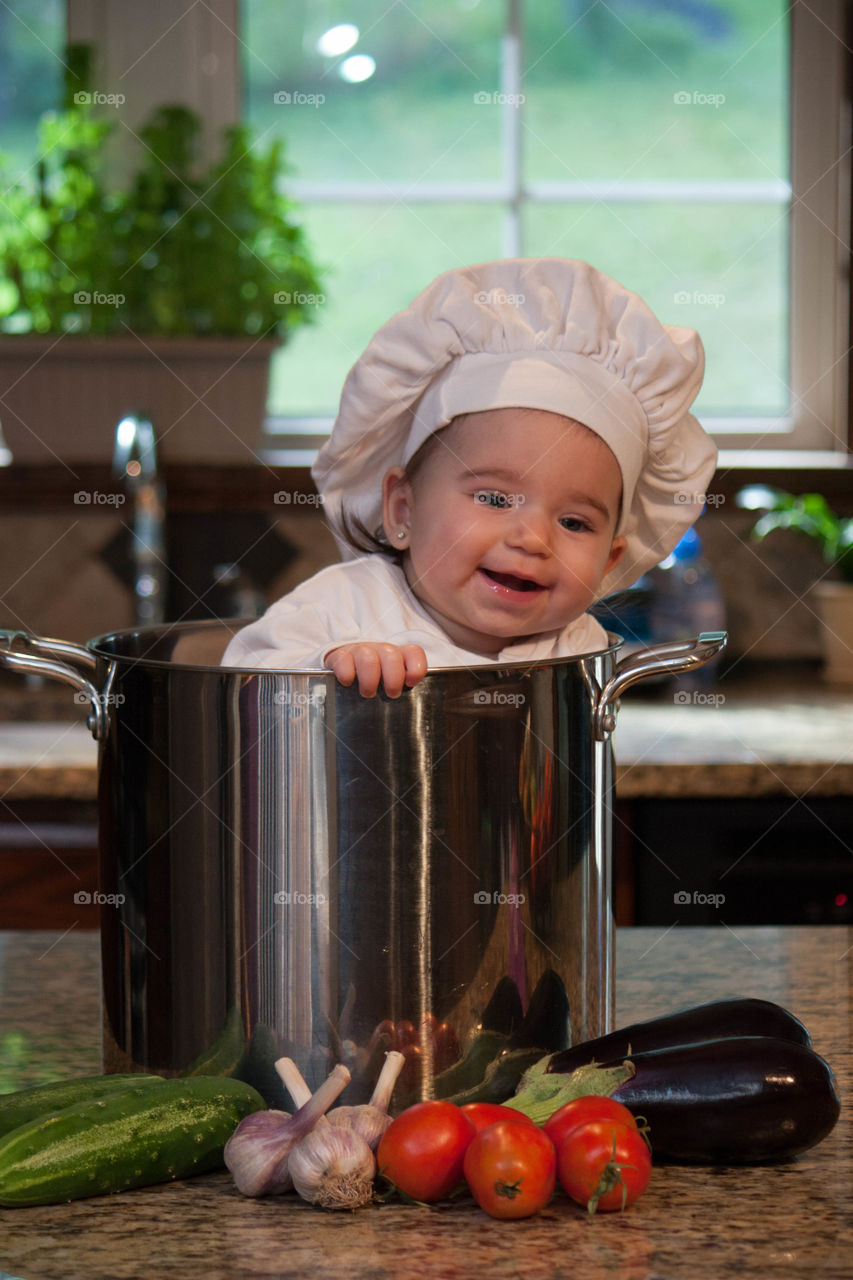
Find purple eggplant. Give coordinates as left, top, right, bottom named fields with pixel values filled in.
left=604, top=1036, right=841, bottom=1163
left=546, top=998, right=810, bottom=1076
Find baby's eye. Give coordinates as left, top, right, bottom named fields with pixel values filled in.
left=560, top=515, right=592, bottom=532
left=474, top=490, right=513, bottom=509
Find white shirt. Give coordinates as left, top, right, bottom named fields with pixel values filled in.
left=221, top=555, right=610, bottom=670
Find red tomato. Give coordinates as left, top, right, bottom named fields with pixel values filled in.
left=463, top=1120, right=556, bottom=1220
left=544, top=1096, right=639, bottom=1150
left=461, top=1103, right=537, bottom=1134
left=557, top=1120, right=652, bottom=1214
left=377, top=1101, right=475, bottom=1202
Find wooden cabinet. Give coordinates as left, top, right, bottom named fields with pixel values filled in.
left=0, top=800, right=99, bottom=929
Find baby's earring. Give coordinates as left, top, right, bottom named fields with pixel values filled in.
left=396, top=529, right=407, bottom=541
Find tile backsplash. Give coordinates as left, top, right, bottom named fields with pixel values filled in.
left=0, top=500, right=828, bottom=661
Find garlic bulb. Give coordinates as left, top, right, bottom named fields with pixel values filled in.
left=326, top=1104, right=392, bottom=1151
left=327, top=1049, right=405, bottom=1150
left=224, top=1063, right=350, bottom=1198
left=288, top=1123, right=376, bottom=1210
left=224, top=1109, right=294, bottom=1196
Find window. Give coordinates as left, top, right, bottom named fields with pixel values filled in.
left=0, top=0, right=65, bottom=463
left=0, top=0, right=65, bottom=172
left=242, top=0, right=850, bottom=463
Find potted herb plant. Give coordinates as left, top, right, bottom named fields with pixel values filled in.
left=750, top=489, right=853, bottom=684
left=0, top=46, right=324, bottom=464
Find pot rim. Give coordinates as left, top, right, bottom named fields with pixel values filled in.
left=85, top=617, right=626, bottom=675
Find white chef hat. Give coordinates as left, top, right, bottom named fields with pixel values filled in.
left=312, top=258, right=717, bottom=595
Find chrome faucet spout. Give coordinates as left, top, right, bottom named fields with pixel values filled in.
left=112, top=415, right=167, bottom=626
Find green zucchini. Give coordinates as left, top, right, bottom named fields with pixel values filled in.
left=0, top=1073, right=166, bottom=1140
left=182, top=1005, right=246, bottom=1078
left=0, top=1075, right=265, bottom=1206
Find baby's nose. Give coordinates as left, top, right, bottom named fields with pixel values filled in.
left=506, top=509, right=551, bottom=553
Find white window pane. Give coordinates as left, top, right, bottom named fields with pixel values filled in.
left=523, top=1, right=788, bottom=182
left=266, top=203, right=505, bottom=417
left=0, top=0, right=65, bottom=172
left=243, top=1, right=503, bottom=183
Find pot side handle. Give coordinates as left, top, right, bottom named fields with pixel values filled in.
left=594, top=630, right=727, bottom=740
left=0, top=630, right=109, bottom=740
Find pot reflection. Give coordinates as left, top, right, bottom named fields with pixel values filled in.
left=94, top=621, right=616, bottom=1103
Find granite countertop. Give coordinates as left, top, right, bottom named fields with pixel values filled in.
left=613, top=677, right=853, bottom=797
left=0, top=924, right=850, bottom=1280
left=1, top=667, right=852, bottom=800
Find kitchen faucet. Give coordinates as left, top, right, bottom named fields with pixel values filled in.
left=112, top=415, right=167, bottom=626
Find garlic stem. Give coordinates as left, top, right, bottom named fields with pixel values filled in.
left=368, top=1050, right=406, bottom=1113
left=275, top=1057, right=313, bottom=1109
left=328, top=1050, right=406, bottom=1150
left=289, top=1062, right=350, bottom=1133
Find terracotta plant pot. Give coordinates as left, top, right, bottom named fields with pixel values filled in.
left=0, top=335, right=278, bottom=464
left=813, top=581, right=853, bottom=684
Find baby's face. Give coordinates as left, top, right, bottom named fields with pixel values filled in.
left=382, top=408, right=626, bottom=656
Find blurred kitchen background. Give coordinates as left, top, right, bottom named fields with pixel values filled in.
left=0, top=0, right=851, bottom=930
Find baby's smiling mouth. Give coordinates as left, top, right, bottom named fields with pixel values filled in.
left=480, top=568, right=545, bottom=593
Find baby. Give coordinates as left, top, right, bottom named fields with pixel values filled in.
left=222, top=259, right=717, bottom=694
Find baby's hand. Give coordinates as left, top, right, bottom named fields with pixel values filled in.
left=325, top=642, right=428, bottom=698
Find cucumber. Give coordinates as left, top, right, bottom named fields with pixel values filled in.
left=0, top=1076, right=266, bottom=1206
left=0, top=1074, right=166, bottom=1140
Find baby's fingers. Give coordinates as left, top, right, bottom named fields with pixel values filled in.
left=352, top=647, right=386, bottom=698
left=326, top=644, right=424, bottom=698
left=373, top=646, right=409, bottom=698
left=325, top=646, right=357, bottom=687
left=400, top=645, right=428, bottom=689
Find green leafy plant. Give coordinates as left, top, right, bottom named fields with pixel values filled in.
left=0, top=45, right=324, bottom=339
left=750, top=490, right=853, bottom=584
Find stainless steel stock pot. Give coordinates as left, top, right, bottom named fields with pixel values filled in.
left=0, top=623, right=725, bottom=1109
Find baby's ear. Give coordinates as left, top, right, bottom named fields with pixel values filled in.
left=605, top=535, right=628, bottom=574
left=382, top=466, right=413, bottom=538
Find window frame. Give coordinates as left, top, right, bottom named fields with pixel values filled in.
left=256, top=0, right=851, bottom=468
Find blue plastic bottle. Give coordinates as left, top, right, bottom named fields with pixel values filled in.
left=649, top=527, right=726, bottom=691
